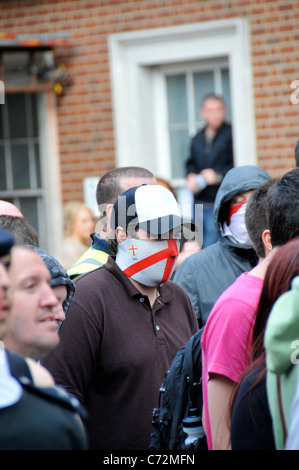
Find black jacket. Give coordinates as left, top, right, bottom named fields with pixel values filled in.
left=173, top=165, right=270, bottom=326
left=186, top=122, right=234, bottom=203
left=2, top=350, right=87, bottom=450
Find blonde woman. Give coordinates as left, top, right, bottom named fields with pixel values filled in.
left=57, top=202, right=95, bottom=270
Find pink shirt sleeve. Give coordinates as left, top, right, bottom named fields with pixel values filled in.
left=201, top=297, right=255, bottom=449
left=201, top=275, right=263, bottom=449
left=203, top=297, right=255, bottom=383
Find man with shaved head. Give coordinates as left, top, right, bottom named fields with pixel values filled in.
left=0, top=201, right=39, bottom=246
left=0, top=200, right=23, bottom=218
left=67, top=166, right=157, bottom=278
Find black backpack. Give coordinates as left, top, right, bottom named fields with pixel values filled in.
left=149, top=327, right=207, bottom=450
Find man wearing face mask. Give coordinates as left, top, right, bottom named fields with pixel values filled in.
left=173, top=165, right=270, bottom=327
left=43, top=184, right=199, bottom=450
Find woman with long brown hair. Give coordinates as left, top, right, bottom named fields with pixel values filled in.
left=230, top=237, right=299, bottom=450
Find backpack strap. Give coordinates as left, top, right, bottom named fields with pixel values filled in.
left=183, top=328, right=204, bottom=383
left=183, top=335, right=196, bottom=384
left=183, top=328, right=204, bottom=409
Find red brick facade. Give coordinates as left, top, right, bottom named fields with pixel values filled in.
left=0, top=0, right=298, bottom=202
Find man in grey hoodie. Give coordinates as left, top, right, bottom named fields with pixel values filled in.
left=173, top=165, right=270, bottom=327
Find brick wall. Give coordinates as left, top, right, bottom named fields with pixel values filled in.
left=0, top=0, right=298, bottom=201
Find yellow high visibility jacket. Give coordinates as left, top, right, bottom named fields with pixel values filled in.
left=67, top=233, right=111, bottom=279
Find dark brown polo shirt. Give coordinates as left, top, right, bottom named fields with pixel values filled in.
left=43, top=256, right=198, bottom=450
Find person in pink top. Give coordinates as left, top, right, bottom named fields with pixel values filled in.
left=201, top=178, right=278, bottom=450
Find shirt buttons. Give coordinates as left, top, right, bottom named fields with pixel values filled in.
left=156, top=325, right=160, bottom=331
left=139, top=297, right=145, bottom=303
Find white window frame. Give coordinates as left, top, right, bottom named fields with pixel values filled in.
left=163, top=59, right=231, bottom=183
left=108, top=18, right=256, bottom=188
left=38, top=90, right=63, bottom=254
left=0, top=49, right=63, bottom=254
left=0, top=90, right=62, bottom=254
left=162, top=58, right=230, bottom=132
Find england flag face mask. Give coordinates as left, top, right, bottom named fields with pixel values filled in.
left=115, top=238, right=179, bottom=287
left=222, top=201, right=253, bottom=246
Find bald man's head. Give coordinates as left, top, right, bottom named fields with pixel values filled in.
left=0, top=201, right=23, bottom=218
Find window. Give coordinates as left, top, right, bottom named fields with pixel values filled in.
left=165, top=60, right=231, bottom=180
left=0, top=93, right=46, bottom=246
left=109, top=17, right=256, bottom=193
left=0, top=45, right=65, bottom=254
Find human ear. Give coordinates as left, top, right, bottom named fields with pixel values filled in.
left=106, top=203, right=114, bottom=221
left=115, top=227, right=128, bottom=244
left=103, top=203, right=115, bottom=235
left=262, top=229, right=272, bottom=256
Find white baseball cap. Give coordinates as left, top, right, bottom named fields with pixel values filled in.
left=111, top=184, right=198, bottom=237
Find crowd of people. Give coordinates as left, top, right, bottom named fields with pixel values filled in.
left=1, top=92, right=299, bottom=451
